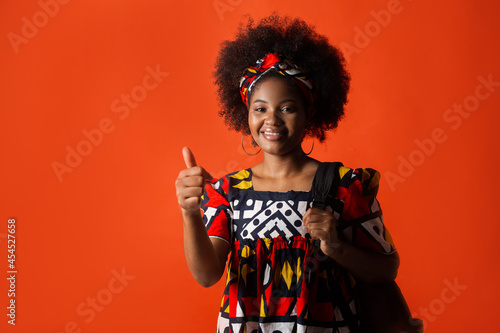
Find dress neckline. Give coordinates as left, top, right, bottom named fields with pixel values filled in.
left=246, top=168, right=312, bottom=194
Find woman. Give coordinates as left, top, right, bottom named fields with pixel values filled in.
left=176, top=14, right=399, bottom=333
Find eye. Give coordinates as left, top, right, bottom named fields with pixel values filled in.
left=253, top=107, right=266, bottom=112
left=281, top=106, right=295, bottom=113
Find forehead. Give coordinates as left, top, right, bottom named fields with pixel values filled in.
left=249, top=77, right=305, bottom=103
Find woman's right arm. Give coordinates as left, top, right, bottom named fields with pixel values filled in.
left=176, top=147, right=230, bottom=288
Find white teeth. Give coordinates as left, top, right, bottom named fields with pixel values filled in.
left=264, top=132, right=280, bottom=136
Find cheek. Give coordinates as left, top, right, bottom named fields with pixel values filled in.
left=290, top=116, right=308, bottom=135
left=247, top=115, right=260, bottom=134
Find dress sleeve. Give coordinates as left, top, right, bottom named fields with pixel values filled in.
left=336, top=167, right=396, bottom=254
left=200, top=176, right=232, bottom=245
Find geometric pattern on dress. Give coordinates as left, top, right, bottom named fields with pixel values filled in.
left=233, top=198, right=310, bottom=242
left=216, top=235, right=359, bottom=333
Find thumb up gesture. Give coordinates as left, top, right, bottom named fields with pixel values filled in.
left=176, top=147, right=213, bottom=212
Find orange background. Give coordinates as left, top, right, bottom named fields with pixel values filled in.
left=1, top=0, right=499, bottom=332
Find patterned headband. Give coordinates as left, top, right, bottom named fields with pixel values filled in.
left=239, top=53, right=317, bottom=107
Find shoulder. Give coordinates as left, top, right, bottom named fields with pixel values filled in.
left=334, top=166, right=381, bottom=219
left=205, top=168, right=253, bottom=196
left=338, top=166, right=381, bottom=197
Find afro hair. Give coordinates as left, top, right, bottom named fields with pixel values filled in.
left=213, top=13, right=351, bottom=142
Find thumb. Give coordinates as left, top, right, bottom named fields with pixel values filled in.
left=182, top=147, right=213, bottom=181
left=182, top=147, right=197, bottom=168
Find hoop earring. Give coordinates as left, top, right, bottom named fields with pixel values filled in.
left=303, top=135, right=315, bottom=156
left=241, top=135, right=261, bottom=156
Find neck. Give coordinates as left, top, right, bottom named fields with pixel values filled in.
left=258, top=147, right=313, bottom=179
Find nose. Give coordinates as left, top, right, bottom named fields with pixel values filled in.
left=264, top=109, right=283, bottom=126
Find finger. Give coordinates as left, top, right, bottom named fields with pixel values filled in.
left=182, top=147, right=197, bottom=168
left=178, top=187, right=205, bottom=200
left=310, top=228, right=338, bottom=244
left=177, top=167, right=214, bottom=186
left=302, top=208, right=313, bottom=224
left=179, top=175, right=206, bottom=188
left=302, top=209, right=312, bottom=227
left=306, top=207, right=330, bottom=216
left=304, top=215, right=330, bottom=225
left=176, top=177, right=204, bottom=195
left=303, top=209, right=328, bottom=226
left=308, top=228, right=328, bottom=241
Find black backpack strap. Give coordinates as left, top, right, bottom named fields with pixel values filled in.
left=311, top=162, right=360, bottom=332
left=311, top=162, right=343, bottom=210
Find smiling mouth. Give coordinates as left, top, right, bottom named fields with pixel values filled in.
left=262, top=130, right=285, bottom=140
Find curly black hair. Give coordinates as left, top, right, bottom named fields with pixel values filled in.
left=213, top=14, right=350, bottom=142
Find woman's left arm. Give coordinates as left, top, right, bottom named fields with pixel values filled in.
left=303, top=207, right=400, bottom=284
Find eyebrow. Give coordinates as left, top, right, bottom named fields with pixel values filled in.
left=252, top=98, right=297, bottom=104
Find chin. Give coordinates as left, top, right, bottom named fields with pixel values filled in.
left=264, top=146, right=299, bottom=157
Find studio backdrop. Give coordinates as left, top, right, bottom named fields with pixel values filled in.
left=1, top=0, right=499, bottom=332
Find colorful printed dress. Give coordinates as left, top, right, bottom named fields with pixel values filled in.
left=201, top=166, right=396, bottom=333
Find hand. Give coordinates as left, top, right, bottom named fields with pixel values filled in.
left=175, top=147, right=213, bottom=213
left=303, top=208, right=342, bottom=258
